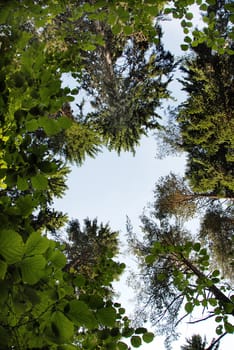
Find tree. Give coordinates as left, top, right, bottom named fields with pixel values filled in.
left=181, top=335, right=207, bottom=350
left=79, top=24, right=175, bottom=153
left=62, top=218, right=124, bottom=297
left=152, top=173, right=200, bottom=222
left=156, top=1, right=234, bottom=198
left=181, top=334, right=219, bottom=350
left=199, top=203, right=234, bottom=280
left=158, top=40, right=234, bottom=198
left=46, top=12, right=175, bottom=155
left=1, top=0, right=234, bottom=348
left=177, top=41, right=234, bottom=198
left=128, top=191, right=234, bottom=344
left=151, top=174, right=233, bottom=280
left=0, top=1, right=158, bottom=348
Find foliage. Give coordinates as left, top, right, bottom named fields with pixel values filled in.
left=1, top=0, right=234, bottom=349
left=199, top=203, right=234, bottom=280
left=127, top=183, right=234, bottom=348
left=0, top=0, right=161, bottom=348
left=181, top=334, right=219, bottom=350
left=164, top=0, right=234, bottom=53
left=151, top=174, right=233, bottom=280
left=78, top=25, right=175, bottom=153
left=152, top=173, right=197, bottom=222
left=63, top=218, right=124, bottom=296
left=156, top=1, right=234, bottom=198
left=177, top=42, right=234, bottom=197
left=158, top=41, right=234, bottom=198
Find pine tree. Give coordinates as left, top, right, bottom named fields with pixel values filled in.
left=181, top=334, right=220, bottom=350
left=199, top=203, right=234, bottom=280
left=62, top=218, right=124, bottom=297
left=127, top=175, right=234, bottom=348
left=181, top=335, right=207, bottom=350
left=177, top=41, right=234, bottom=198
left=80, top=24, right=175, bottom=153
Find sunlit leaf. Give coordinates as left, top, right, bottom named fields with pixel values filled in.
left=20, top=255, right=46, bottom=284
left=25, top=232, right=50, bottom=256
left=31, top=173, right=48, bottom=191
left=67, top=300, right=98, bottom=329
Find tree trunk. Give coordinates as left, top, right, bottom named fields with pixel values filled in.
left=180, top=254, right=234, bottom=315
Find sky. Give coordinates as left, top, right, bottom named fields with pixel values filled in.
left=54, top=6, right=233, bottom=350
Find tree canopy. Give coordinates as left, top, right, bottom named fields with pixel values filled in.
left=0, top=0, right=233, bottom=349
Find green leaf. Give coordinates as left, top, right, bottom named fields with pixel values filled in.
left=74, top=274, right=86, bottom=287
left=208, top=298, right=217, bottom=307
left=38, top=117, right=60, bottom=136
left=142, top=332, right=154, bottom=343
left=145, top=254, right=155, bottom=264
left=67, top=300, right=98, bottom=329
left=200, top=3, right=208, bottom=11
left=185, top=302, right=194, bottom=313
left=24, top=286, right=40, bottom=305
left=131, top=336, right=142, bottom=348
left=112, top=24, right=122, bottom=35
left=119, top=307, right=125, bottom=315
left=184, top=36, right=192, bottom=43
left=88, top=295, right=104, bottom=309
left=57, top=116, right=72, bottom=130
left=31, top=173, right=48, bottom=190
left=185, top=12, right=193, bottom=20
left=164, top=8, right=172, bottom=15
left=57, top=346, right=77, bottom=350
left=15, top=195, right=35, bottom=217
left=193, top=242, right=201, bottom=252
left=212, top=270, right=220, bottom=277
left=224, top=303, right=234, bottom=314
left=49, top=249, right=67, bottom=268
left=117, top=341, right=128, bottom=350
left=25, top=232, right=50, bottom=256
left=216, top=325, right=223, bottom=335
left=83, top=43, right=96, bottom=51
left=199, top=248, right=207, bottom=255
left=157, top=273, right=166, bottom=281
left=181, top=44, right=189, bottom=51
left=96, top=306, right=117, bottom=327
left=51, top=311, right=74, bottom=342
left=123, top=26, right=133, bottom=35
left=17, top=176, right=29, bottom=191
left=0, top=260, right=7, bottom=279
left=122, top=327, right=134, bottom=338
left=25, top=119, right=38, bottom=132
left=224, top=321, right=234, bottom=334
left=215, top=316, right=223, bottom=323
left=20, top=255, right=46, bottom=284
left=135, top=327, right=147, bottom=334
left=0, top=229, right=24, bottom=264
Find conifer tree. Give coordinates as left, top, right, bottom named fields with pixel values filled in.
left=181, top=335, right=206, bottom=350
left=177, top=40, right=234, bottom=198
left=181, top=334, right=219, bottom=350
left=127, top=176, right=234, bottom=348
left=62, top=218, right=124, bottom=297
left=157, top=1, right=234, bottom=198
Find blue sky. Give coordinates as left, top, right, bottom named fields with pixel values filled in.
left=54, top=6, right=233, bottom=350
